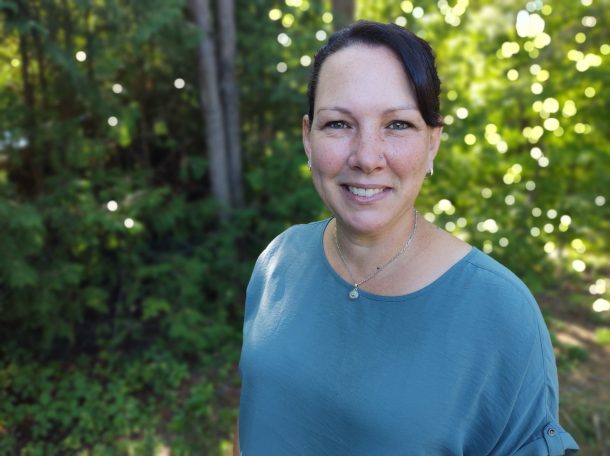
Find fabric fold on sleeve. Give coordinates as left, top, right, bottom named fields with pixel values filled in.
left=513, top=420, right=579, bottom=455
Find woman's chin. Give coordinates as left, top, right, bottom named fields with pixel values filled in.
left=335, top=214, right=397, bottom=237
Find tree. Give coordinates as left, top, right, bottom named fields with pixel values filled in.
left=332, top=0, right=355, bottom=29
left=189, top=0, right=243, bottom=220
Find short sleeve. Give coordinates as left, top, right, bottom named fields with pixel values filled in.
left=485, top=293, right=580, bottom=455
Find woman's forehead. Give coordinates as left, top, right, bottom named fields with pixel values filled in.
left=315, top=45, right=415, bottom=105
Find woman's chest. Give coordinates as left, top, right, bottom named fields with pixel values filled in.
left=240, top=289, right=500, bottom=454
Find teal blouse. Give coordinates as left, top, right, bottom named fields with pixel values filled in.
left=239, top=220, right=579, bottom=455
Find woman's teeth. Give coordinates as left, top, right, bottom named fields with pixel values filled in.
left=347, top=186, right=384, bottom=197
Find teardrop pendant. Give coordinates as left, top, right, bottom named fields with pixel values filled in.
left=349, top=288, right=359, bottom=300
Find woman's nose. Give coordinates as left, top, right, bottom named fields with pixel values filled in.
left=348, top=131, right=385, bottom=173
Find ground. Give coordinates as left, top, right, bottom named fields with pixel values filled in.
left=542, top=293, right=610, bottom=455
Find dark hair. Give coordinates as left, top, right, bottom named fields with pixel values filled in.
left=307, top=21, right=443, bottom=127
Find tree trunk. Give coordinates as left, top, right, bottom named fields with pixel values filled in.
left=217, top=0, right=244, bottom=208
left=189, top=0, right=231, bottom=219
left=331, top=0, right=355, bottom=30
left=18, top=28, right=43, bottom=195
left=30, top=1, right=49, bottom=111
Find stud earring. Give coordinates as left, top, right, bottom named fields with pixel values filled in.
left=307, top=159, right=312, bottom=169
left=428, top=164, right=434, bottom=176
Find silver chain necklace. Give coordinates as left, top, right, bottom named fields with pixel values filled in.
left=334, top=210, right=418, bottom=300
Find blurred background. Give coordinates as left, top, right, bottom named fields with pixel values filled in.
left=1, top=0, right=608, bottom=454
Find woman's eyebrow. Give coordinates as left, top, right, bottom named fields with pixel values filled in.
left=316, top=106, right=419, bottom=115
left=316, top=106, right=351, bottom=115
left=383, top=106, right=419, bottom=113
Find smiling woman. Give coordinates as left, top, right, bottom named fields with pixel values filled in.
left=235, top=21, right=579, bottom=456
left=302, top=44, right=440, bottom=249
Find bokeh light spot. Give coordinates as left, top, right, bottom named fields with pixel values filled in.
left=562, top=100, right=577, bottom=117
left=536, top=70, right=550, bottom=82
left=282, top=14, right=295, bottom=28
left=412, top=7, right=424, bottom=18
left=269, top=8, right=282, bottom=20
left=593, top=299, right=610, bottom=313
left=584, top=86, right=596, bottom=98
left=543, top=118, right=559, bottom=131
left=456, top=107, right=469, bottom=119
left=571, top=239, right=586, bottom=253
left=464, top=134, right=476, bottom=145
left=572, top=259, right=586, bottom=273
left=300, top=55, right=312, bottom=66
left=277, top=33, right=292, bottom=46
left=401, top=1, right=414, bottom=13
left=395, top=16, right=407, bottom=27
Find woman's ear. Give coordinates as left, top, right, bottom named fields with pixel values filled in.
left=428, top=126, right=442, bottom=162
left=302, top=115, right=312, bottom=161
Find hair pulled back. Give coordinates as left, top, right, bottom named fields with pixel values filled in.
left=307, top=21, right=443, bottom=128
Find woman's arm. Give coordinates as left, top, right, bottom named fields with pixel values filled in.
left=232, top=417, right=240, bottom=456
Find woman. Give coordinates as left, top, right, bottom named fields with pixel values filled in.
left=235, top=21, right=579, bottom=455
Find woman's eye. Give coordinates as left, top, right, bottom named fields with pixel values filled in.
left=387, top=120, right=411, bottom=130
left=325, top=121, right=350, bottom=129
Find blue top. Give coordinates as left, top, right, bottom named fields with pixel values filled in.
left=239, top=220, right=579, bottom=455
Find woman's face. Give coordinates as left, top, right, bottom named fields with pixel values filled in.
left=303, top=44, right=442, bottom=238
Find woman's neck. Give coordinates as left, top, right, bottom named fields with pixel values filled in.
left=330, top=209, right=419, bottom=282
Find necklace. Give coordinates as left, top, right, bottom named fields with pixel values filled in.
left=334, top=210, right=418, bottom=300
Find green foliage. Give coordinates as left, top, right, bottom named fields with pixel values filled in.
left=595, top=327, right=610, bottom=346
left=0, top=348, right=238, bottom=455
left=1, top=0, right=609, bottom=452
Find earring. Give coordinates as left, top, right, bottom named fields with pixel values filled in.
left=307, top=159, right=312, bottom=169
left=428, top=164, right=434, bottom=176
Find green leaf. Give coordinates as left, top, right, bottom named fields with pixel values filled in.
left=142, top=297, right=171, bottom=321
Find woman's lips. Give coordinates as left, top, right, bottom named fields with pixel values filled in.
left=342, top=184, right=390, bottom=201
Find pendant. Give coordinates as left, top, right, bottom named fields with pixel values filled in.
left=349, top=287, right=359, bottom=300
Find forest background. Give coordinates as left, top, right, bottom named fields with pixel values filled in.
left=1, top=0, right=609, bottom=454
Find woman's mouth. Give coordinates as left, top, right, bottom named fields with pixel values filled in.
left=347, top=186, right=385, bottom=197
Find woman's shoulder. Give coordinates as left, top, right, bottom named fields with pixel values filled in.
left=259, top=219, right=328, bottom=256
left=461, top=247, right=537, bottom=304
left=449, top=247, right=548, bottom=344
left=252, top=219, right=329, bottom=273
